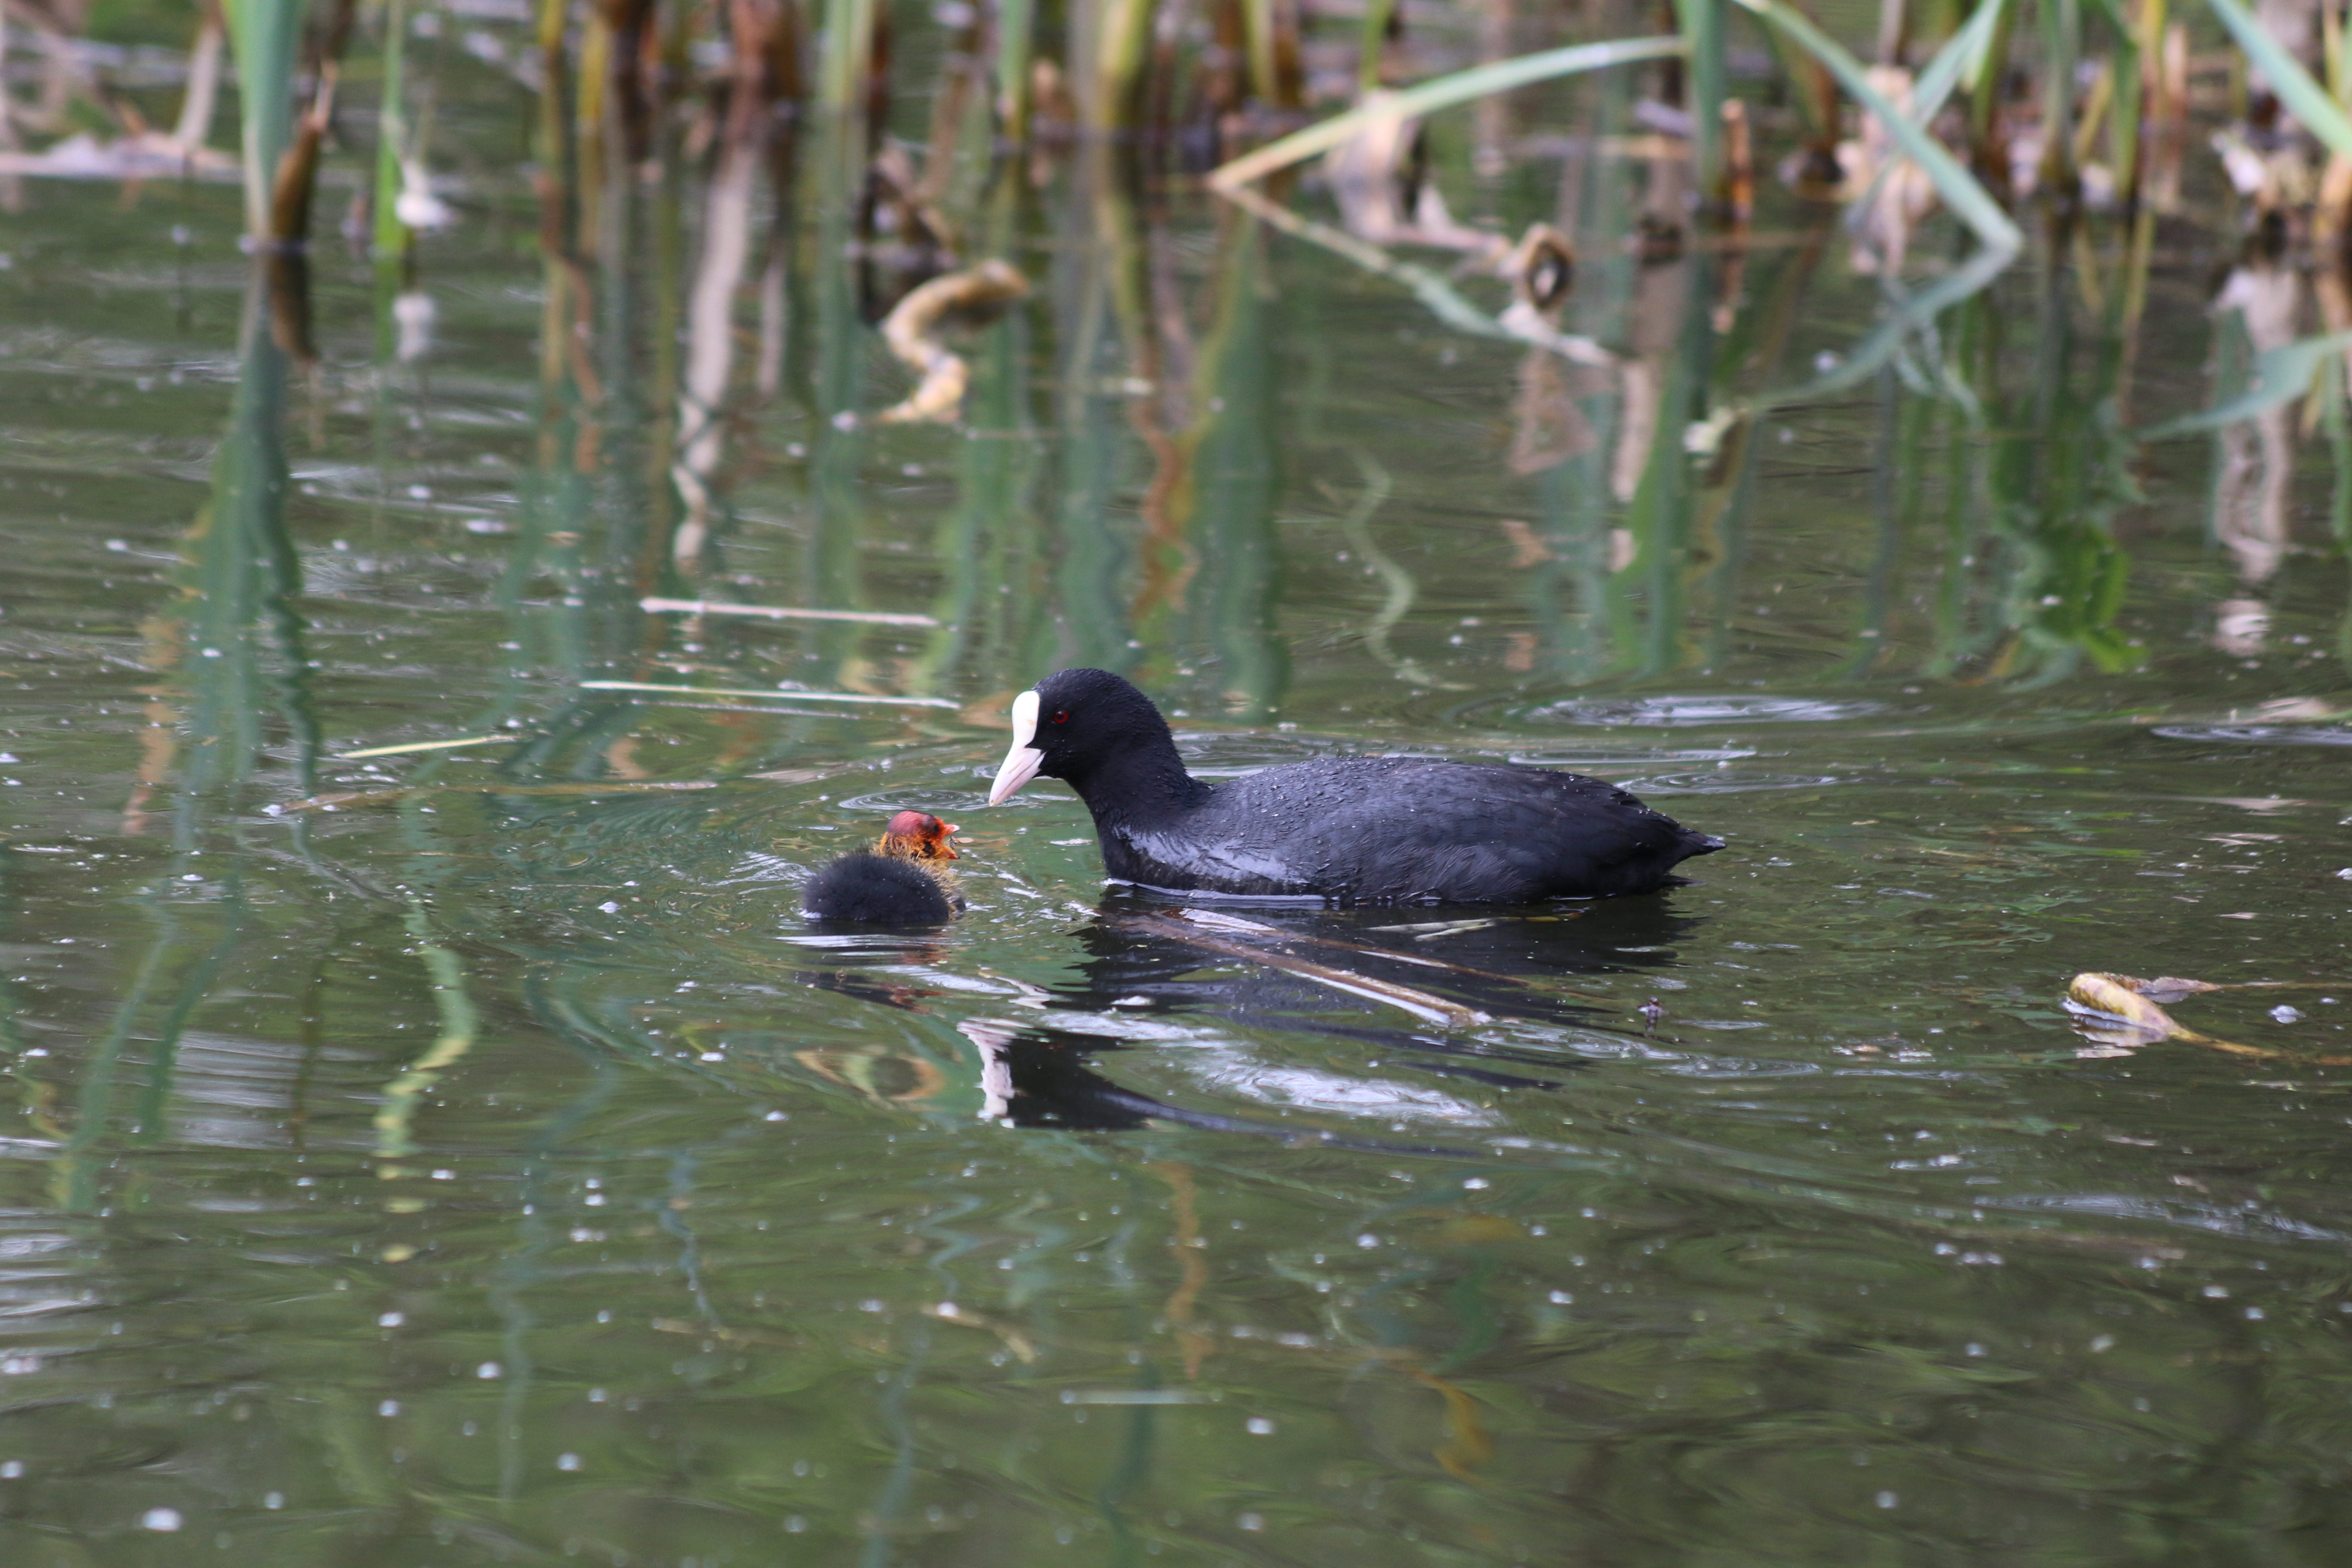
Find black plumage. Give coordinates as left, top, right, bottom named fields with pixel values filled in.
left=989, top=668, right=1721, bottom=904
left=802, top=852, right=956, bottom=924
left=802, top=811, right=964, bottom=925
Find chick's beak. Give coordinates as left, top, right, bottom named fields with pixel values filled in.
left=987, top=690, right=1044, bottom=806
left=936, top=823, right=960, bottom=860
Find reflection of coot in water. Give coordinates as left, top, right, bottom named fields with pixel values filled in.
left=803, top=812, right=963, bottom=925
left=966, top=894, right=1701, bottom=1136
left=987, top=668, right=1722, bottom=902
left=1061, top=886, right=1698, bottom=1021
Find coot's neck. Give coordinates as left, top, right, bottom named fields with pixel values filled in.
left=1059, top=731, right=1210, bottom=830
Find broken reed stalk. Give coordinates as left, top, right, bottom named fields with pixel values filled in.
left=267, top=0, right=358, bottom=247
left=173, top=3, right=227, bottom=151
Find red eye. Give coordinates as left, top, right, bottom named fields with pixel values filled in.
left=1051, top=710, right=1070, bottom=725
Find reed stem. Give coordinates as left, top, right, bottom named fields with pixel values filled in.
left=225, top=0, right=304, bottom=239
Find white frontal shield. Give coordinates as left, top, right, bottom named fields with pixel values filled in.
left=987, top=690, right=1044, bottom=805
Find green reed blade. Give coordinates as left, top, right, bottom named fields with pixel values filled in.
left=374, top=0, right=411, bottom=265
left=1096, top=0, right=1155, bottom=127
left=2039, top=0, right=2079, bottom=191
left=1844, top=0, right=2009, bottom=235
left=2084, top=0, right=2141, bottom=198
left=1732, top=0, right=2019, bottom=252
left=1240, top=0, right=1278, bottom=105
left=997, top=0, right=1035, bottom=139
left=1358, top=0, right=1397, bottom=93
left=1675, top=0, right=1724, bottom=205
left=820, top=0, right=879, bottom=114
left=1209, top=35, right=1685, bottom=187
left=1915, top=0, right=2008, bottom=124
left=2138, top=330, right=2352, bottom=439
left=2206, top=0, right=2352, bottom=158
left=225, top=0, right=306, bottom=238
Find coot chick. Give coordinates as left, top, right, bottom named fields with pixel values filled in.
left=802, top=810, right=964, bottom=924
left=988, top=669, right=1721, bottom=903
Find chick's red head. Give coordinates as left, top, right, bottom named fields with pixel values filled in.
left=880, top=810, right=959, bottom=860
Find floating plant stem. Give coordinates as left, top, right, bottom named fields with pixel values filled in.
left=640, top=597, right=939, bottom=626
left=580, top=680, right=960, bottom=707
left=337, top=735, right=524, bottom=760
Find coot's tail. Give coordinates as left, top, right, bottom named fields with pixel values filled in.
left=1662, top=827, right=1724, bottom=871
left=804, top=851, right=955, bottom=924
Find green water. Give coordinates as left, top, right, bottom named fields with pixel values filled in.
left=5, top=84, right=2352, bottom=1568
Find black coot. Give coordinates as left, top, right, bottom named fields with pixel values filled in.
left=803, top=811, right=964, bottom=924
left=987, top=669, right=1721, bottom=903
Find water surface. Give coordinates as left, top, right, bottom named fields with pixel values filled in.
left=4, top=61, right=2352, bottom=1568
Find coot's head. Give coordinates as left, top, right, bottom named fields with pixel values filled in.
left=988, top=668, right=1174, bottom=805
left=879, top=809, right=958, bottom=860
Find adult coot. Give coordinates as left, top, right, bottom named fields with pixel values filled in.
left=987, top=669, right=1721, bottom=903
left=803, top=810, right=964, bottom=924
